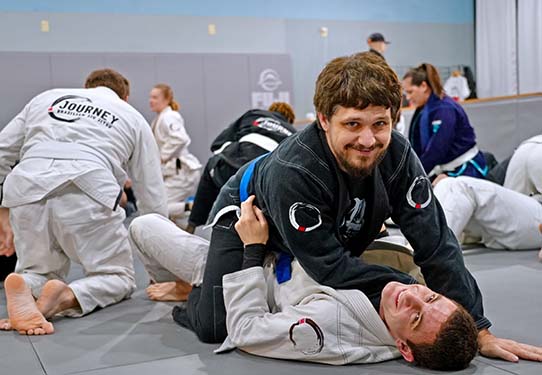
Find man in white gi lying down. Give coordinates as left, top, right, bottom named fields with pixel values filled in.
left=433, top=176, right=542, bottom=259
left=0, top=69, right=167, bottom=335
left=130, top=198, right=479, bottom=370
left=218, top=196, right=480, bottom=370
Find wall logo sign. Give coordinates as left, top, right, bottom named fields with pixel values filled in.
left=48, top=95, right=120, bottom=128
left=258, top=69, right=283, bottom=91
left=252, top=68, right=291, bottom=109
left=406, top=176, right=432, bottom=209
left=289, top=202, right=322, bottom=233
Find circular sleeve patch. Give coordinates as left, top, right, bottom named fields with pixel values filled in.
left=288, top=202, right=322, bottom=232
left=406, top=176, right=433, bottom=209
left=288, top=318, right=324, bottom=355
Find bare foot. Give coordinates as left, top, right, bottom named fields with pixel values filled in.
left=36, top=279, right=79, bottom=319
left=0, top=318, right=12, bottom=330
left=4, top=273, right=54, bottom=335
left=146, top=280, right=192, bottom=302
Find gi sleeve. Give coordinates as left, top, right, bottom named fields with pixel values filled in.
left=0, top=105, right=28, bottom=207
left=222, top=267, right=332, bottom=362
left=128, top=116, right=168, bottom=217
left=419, top=107, right=457, bottom=173
left=160, top=113, right=191, bottom=163
left=261, top=167, right=414, bottom=303
left=389, top=146, right=491, bottom=330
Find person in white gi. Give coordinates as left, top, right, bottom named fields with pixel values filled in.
left=149, top=84, right=201, bottom=227
left=433, top=176, right=542, bottom=258
left=128, top=196, right=479, bottom=370
left=443, top=70, right=471, bottom=101
left=504, top=134, right=542, bottom=201
left=0, top=69, right=168, bottom=335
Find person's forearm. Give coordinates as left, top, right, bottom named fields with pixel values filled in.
left=242, top=244, right=267, bottom=269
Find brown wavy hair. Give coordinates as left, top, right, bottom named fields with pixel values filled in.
left=313, top=52, right=402, bottom=125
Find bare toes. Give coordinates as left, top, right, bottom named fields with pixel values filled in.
left=0, top=319, right=12, bottom=331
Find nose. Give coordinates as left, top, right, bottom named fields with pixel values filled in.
left=357, top=126, right=376, bottom=148
left=402, top=290, right=424, bottom=309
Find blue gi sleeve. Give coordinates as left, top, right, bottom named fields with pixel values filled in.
left=419, top=107, right=457, bottom=173
left=260, top=165, right=415, bottom=304
left=389, top=146, right=491, bottom=330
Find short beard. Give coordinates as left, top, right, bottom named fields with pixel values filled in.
left=337, top=146, right=387, bottom=178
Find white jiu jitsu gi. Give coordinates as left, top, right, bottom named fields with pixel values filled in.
left=128, top=214, right=399, bottom=364
left=218, top=260, right=399, bottom=364
left=152, top=106, right=202, bottom=222
left=434, top=176, right=542, bottom=249
left=0, top=86, right=168, bottom=316
left=504, top=134, right=542, bottom=200
left=128, top=213, right=208, bottom=285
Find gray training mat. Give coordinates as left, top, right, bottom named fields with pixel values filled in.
left=0, top=247, right=541, bottom=375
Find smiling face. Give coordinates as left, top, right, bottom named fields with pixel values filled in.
left=318, top=105, right=392, bottom=178
left=379, top=282, right=458, bottom=361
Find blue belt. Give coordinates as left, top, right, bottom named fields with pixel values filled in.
left=239, top=153, right=292, bottom=284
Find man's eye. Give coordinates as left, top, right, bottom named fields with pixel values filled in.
left=427, top=294, right=436, bottom=302
left=374, top=121, right=388, bottom=127
left=346, top=122, right=359, bottom=127
left=412, top=312, right=421, bottom=324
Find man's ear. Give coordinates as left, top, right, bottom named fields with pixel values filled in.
left=317, top=112, right=330, bottom=132
left=396, top=338, right=415, bottom=363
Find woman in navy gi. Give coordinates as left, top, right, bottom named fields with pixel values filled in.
left=403, top=63, right=487, bottom=179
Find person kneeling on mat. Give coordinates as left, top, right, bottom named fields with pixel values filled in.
left=0, top=69, right=167, bottom=335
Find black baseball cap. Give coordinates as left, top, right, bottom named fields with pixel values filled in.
left=368, top=32, right=391, bottom=44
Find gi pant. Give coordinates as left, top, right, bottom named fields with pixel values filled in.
left=188, top=158, right=238, bottom=228
left=128, top=212, right=418, bottom=346
left=130, top=212, right=237, bottom=343
left=10, top=183, right=136, bottom=316
left=434, top=176, right=542, bottom=249
left=128, top=213, right=208, bottom=285
left=504, top=140, right=542, bottom=196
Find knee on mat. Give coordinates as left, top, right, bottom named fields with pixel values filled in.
left=196, top=323, right=227, bottom=344
left=172, top=304, right=227, bottom=344
left=128, top=214, right=163, bottom=243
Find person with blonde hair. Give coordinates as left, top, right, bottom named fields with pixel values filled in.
left=149, top=84, right=201, bottom=227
